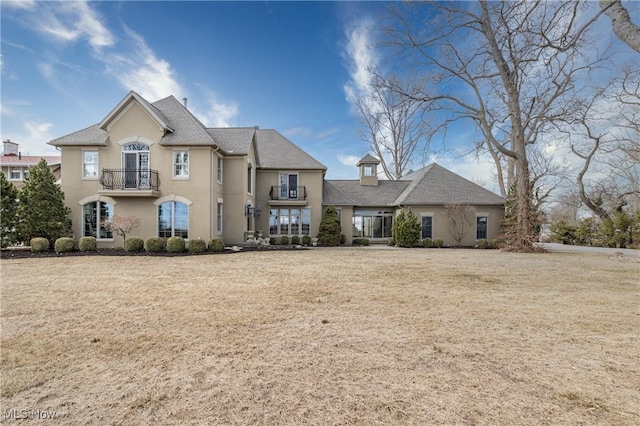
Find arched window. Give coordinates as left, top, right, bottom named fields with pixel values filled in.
left=83, top=201, right=114, bottom=239
left=158, top=201, right=188, bottom=238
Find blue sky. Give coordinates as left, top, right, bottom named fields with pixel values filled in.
left=1, top=0, right=390, bottom=179
left=1, top=1, right=637, bottom=190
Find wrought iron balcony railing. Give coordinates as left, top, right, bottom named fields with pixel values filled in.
left=99, top=169, right=160, bottom=191
left=269, top=185, right=307, bottom=201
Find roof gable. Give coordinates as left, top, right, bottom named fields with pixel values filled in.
left=255, top=129, right=326, bottom=170
left=99, top=91, right=173, bottom=133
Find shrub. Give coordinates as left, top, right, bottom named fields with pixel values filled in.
left=433, top=238, right=444, bottom=248
left=490, top=239, right=499, bottom=249
left=30, top=237, right=49, bottom=253
left=78, top=236, right=97, bottom=252
left=353, top=238, right=370, bottom=246
left=302, top=235, right=311, bottom=246
left=166, top=236, right=185, bottom=253
left=124, top=236, right=144, bottom=252
left=317, top=205, right=341, bottom=246
left=477, top=239, right=489, bottom=249
left=269, top=237, right=276, bottom=246
left=393, top=209, right=421, bottom=248
left=388, top=237, right=395, bottom=246
left=280, top=235, right=289, bottom=245
left=550, top=221, right=577, bottom=245
left=55, top=237, right=76, bottom=253
left=144, top=237, right=165, bottom=253
left=291, top=235, right=300, bottom=245
left=208, top=239, right=225, bottom=253
left=340, top=234, right=347, bottom=245
left=189, top=239, right=207, bottom=253
left=422, top=238, right=433, bottom=248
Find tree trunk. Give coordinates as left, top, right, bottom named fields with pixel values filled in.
left=600, top=0, right=640, bottom=53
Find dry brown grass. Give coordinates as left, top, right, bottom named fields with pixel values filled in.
left=1, top=248, right=638, bottom=425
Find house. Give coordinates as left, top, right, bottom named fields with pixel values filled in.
left=1, top=140, right=61, bottom=188
left=48, top=91, right=504, bottom=247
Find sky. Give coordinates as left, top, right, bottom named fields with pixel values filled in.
left=1, top=1, right=637, bottom=191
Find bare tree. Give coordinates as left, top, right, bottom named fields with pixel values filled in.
left=600, top=0, right=640, bottom=53
left=445, top=203, right=475, bottom=247
left=356, top=72, right=429, bottom=180
left=102, top=215, right=141, bottom=244
left=383, top=1, right=609, bottom=251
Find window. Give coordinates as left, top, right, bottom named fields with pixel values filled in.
left=353, top=210, right=393, bottom=238
left=269, top=208, right=311, bottom=235
left=363, top=164, right=375, bottom=176
left=247, top=162, right=253, bottom=194
left=122, top=143, right=150, bottom=189
left=421, top=216, right=433, bottom=239
left=83, top=151, right=99, bottom=178
left=279, top=173, right=299, bottom=199
left=9, top=167, right=21, bottom=180
left=217, top=202, right=223, bottom=233
left=83, top=201, right=113, bottom=239
left=477, top=216, right=488, bottom=240
left=173, top=151, right=189, bottom=178
left=158, top=201, right=188, bottom=238
left=217, top=157, right=223, bottom=183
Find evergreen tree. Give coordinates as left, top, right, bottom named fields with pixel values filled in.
left=0, top=172, right=20, bottom=247
left=316, top=205, right=341, bottom=246
left=18, top=159, right=72, bottom=243
left=393, top=208, right=420, bottom=247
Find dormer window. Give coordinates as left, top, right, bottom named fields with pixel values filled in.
left=357, top=154, right=381, bottom=186
left=363, top=164, right=375, bottom=177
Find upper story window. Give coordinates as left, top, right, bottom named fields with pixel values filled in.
left=173, top=151, right=189, bottom=178
left=9, top=167, right=22, bottom=180
left=217, top=157, right=223, bottom=183
left=247, top=162, right=253, bottom=194
left=83, top=151, right=99, bottom=178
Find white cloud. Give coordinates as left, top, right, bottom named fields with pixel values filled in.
left=2, top=0, right=36, bottom=10
left=337, top=153, right=360, bottom=167
left=342, top=17, right=378, bottom=109
left=283, top=127, right=312, bottom=138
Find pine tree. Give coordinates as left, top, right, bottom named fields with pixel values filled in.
left=18, top=159, right=72, bottom=243
left=316, top=205, right=341, bottom=246
left=0, top=172, right=20, bottom=247
left=393, top=208, right=420, bottom=247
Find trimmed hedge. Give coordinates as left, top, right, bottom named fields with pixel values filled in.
left=208, top=238, right=225, bottom=253
left=302, top=235, right=311, bottom=246
left=145, top=237, right=165, bottom=253
left=189, top=239, right=207, bottom=253
left=291, top=235, right=300, bottom=245
left=78, top=236, right=97, bottom=252
left=55, top=237, right=76, bottom=253
left=433, top=238, right=444, bottom=248
left=166, top=236, right=185, bottom=253
left=124, top=237, right=144, bottom=252
left=353, top=238, right=370, bottom=246
left=422, top=238, right=433, bottom=248
left=30, top=237, right=49, bottom=253
left=280, top=235, right=289, bottom=245
left=477, top=239, right=489, bottom=249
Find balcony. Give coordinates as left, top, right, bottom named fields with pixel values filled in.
left=269, top=185, right=307, bottom=206
left=98, top=169, right=160, bottom=197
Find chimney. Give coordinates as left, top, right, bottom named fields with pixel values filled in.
left=2, top=139, right=19, bottom=156
left=182, top=97, right=188, bottom=108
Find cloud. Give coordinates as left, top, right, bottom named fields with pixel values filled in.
left=2, top=0, right=36, bottom=10
left=337, top=154, right=360, bottom=167
left=283, top=127, right=312, bottom=138
left=342, top=17, right=378, bottom=109
left=315, top=127, right=342, bottom=140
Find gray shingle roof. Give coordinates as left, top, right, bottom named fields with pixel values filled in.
left=255, top=129, right=326, bottom=170
left=48, top=124, right=108, bottom=146
left=206, top=127, right=255, bottom=154
left=357, top=154, right=381, bottom=166
left=153, top=96, right=215, bottom=146
left=324, top=163, right=505, bottom=207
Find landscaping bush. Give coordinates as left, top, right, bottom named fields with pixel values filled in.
left=433, top=238, right=444, bottom=248
left=302, top=235, right=311, bottom=246
left=208, top=239, right=225, bottom=253
left=317, top=205, right=341, bottom=246
left=392, top=209, right=421, bottom=248
left=477, top=239, right=489, bottom=249
left=189, top=239, right=207, bottom=254
left=78, top=237, right=97, bottom=252
left=55, top=237, right=76, bottom=253
left=422, top=238, right=433, bottom=248
left=340, top=234, right=347, bottom=245
left=124, top=236, right=144, bottom=252
left=30, top=237, right=49, bottom=253
left=144, top=237, right=165, bottom=253
left=353, top=238, right=370, bottom=246
left=490, top=239, right=499, bottom=249
left=269, top=237, right=276, bottom=246
left=166, top=236, right=185, bottom=253
left=291, top=235, right=300, bottom=245
left=280, top=235, right=289, bottom=245
left=388, top=237, right=395, bottom=246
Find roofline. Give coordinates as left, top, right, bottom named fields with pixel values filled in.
left=99, top=91, right=173, bottom=133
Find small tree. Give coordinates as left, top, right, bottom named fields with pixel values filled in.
left=445, top=203, right=475, bottom=247
left=102, top=215, right=141, bottom=244
left=317, top=205, right=341, bottom=246
left=392, top=208, right=420, bottom=247
left=0, top=172, right=20, bottom=247
left=18, top=159, right=71, bottom=243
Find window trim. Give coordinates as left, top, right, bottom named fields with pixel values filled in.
left=81, top=200, right=114, bottom=240
left=172, top=150, right=189, bottom=179
left=421, top=213, right=434, bottom=240
left=217, top=156, right=223, bottom=184
left=8, top=166, right=23, bottom=181
left=247, top=160, right=253, bottom=195
left=363, top=164, right=375, bottom=177
left=476, top=213, right=489, bottom=240
left=82, top=150, right=99, bottom=180
left=217, top=200, right=223, bottom=234
left=269, top=207, right=311, bottom=236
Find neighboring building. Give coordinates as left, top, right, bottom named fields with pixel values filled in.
left=1, top=140, right=61, bottom=188
left=48, top=91, right=504, bottom=248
